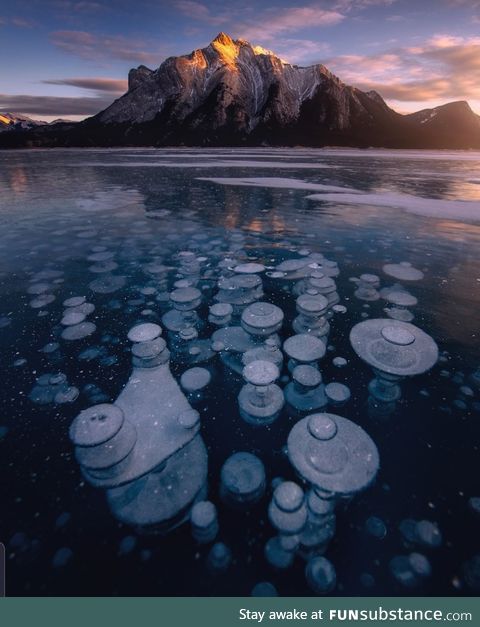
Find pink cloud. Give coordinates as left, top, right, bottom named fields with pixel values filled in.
left=238, top=7, right=345, bottom=42
left=174, top=1, right=229, bottom=25
left=325, top=34, right=480, bottom=109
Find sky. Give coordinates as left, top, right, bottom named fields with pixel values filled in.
left=1, top=0, right=479, bottom=122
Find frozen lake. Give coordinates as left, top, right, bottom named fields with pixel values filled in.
left=0, top=147, right=479, bottom=596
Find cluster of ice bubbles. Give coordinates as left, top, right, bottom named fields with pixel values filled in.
left=10, top=222, right=479, bottom=594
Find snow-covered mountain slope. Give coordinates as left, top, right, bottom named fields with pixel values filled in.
left=0, top=112, right=46, bottom=132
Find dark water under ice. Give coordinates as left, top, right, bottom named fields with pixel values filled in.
left=0, top=147, right=479, bottom=596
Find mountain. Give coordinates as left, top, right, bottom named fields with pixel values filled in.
left=404, top=101, right=480, bottom=149
left=2, top=33, right=480, bottom=148
left=0, top=112, right=47, bottom=132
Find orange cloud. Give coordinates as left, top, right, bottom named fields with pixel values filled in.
left=325, top=34, right=480, bottom=111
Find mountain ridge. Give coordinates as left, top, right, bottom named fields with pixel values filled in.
left=2, top=32, right=480, bottom=149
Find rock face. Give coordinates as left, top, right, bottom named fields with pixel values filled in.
left=2, top=32, right=480, bottom=148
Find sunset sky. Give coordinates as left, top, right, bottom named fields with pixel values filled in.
left=1, top=0, right=479, bottom=122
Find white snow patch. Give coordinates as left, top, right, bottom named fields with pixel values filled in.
left=307, top=191, right=480, bottom=221
left=197, top=176, right=360, bottom=193
left=81, top=161, right=337, bottom=170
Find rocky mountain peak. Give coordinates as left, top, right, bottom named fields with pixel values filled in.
left=2, top=35, right=479, bottom=149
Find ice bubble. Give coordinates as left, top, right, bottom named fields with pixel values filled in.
left=61, top=311, right=86, bottom=326
left=468, top=497, right=480, bottom=517
left=350, top=319, right=438, bottom=406
left=118, top=535, right=137, bottom=556
left=69, top=403, right=124, bottom=447
left=207, top=542, right=232, bottom=572
left=27, top=283, right=51, bottom=295
left=360, top=573, right=375, bottom=588
left=89, top=275, right=126, bottom=294
left=251, top=582, right=278, bottom=597
left=241, top=302, right=284, bottom=337
left=52, top=547, right=73, bottom=568
left=89, top=261, right=119, bottom=274
left=54, top=386, right=80, bottom=404
left=216, top=274, right=263, bottom=306
left=191, top=500, right=219, bottom=544
left=293, top=293, right=330, bottom=338
left=415, top=520, right=442, bottom=548
left=29, top=385, right=56, bottom=405
left=234, top=263, right=265, bottom=274
left=305, top=556, right=336, bottom=594
left=69, top=302, right=95, bottom=316
left=63, top=296, right=86, bottom=307
left=325, top=382, right=351, bottom=405
left=365, top=516, right=387, bottom=539
left=88, top=251, right=115, bottom=262
left=399, top=519, right=418, bottom=544
left=131, top=337, right=169, bottom=367
left=127, top=323, right=162, bottom=343
left=264, top=536, right=294, bottom=569
left=244, top=339, right=280, bottom=366
left=269, top=481, right=308, bottom=535
left=463, top=555, right=480, bottom=591
left=208, top=302, right=233, bottom=326
left=31, top=269, right=63, bottom=281
left=170, top=287, right=202, bottom=310
left=409, top=552, right=432, bottom=578
left=275, top=259, right=310, bottom=280
left=239, top=360, right=284, bottom=425
left=180, top=367, right=212, bottom=392
left=284, top=365, right=327, bottom=413
left=220, top=452, right=266, bottom=506
left=61, top=321, right=96, bottom=341
left=389, top=555, right=418, bottom=588
left=79, top=347, right=103, bottom=361
left=333, top=357, right=347, bottom=368
left=54, top=512, right=71, bottom=530
left=178, top=409, right=201, bottom=430
left=283, top=334, right=326, bottom=370
left=288, top=413, right=379, bottom=497
left=30, top=294, right=56, bottom=308
left=306, top=490, right=335, bottom=517
left=0, top=316, right=11, bottom=328
left=383, top=262, right=424, bottom=282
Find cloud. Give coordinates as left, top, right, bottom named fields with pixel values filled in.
left=42, top=77, right=128, bottom=92
left=52, top=0, right=105, bottom=11
left=269, top=39, right=331, bottom=64
left=238, top=7, right=345, bottom=42
left=49, top=30, right=162, bottom=65
left=334, top=0, right=397, bottom=9
left=444, top=0, right=480, bottom=7
left=0, top=16, right=35, bottom=28
left=326, top=34, right=480, bottom=107
left=174, top=1, right=228, bottom=25
left=0, top=93, right=115, bottom=116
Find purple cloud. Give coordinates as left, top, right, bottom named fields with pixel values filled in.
left=0, top=93, right=114, bottom=116
left=43, top=77, right=128, bottom=92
